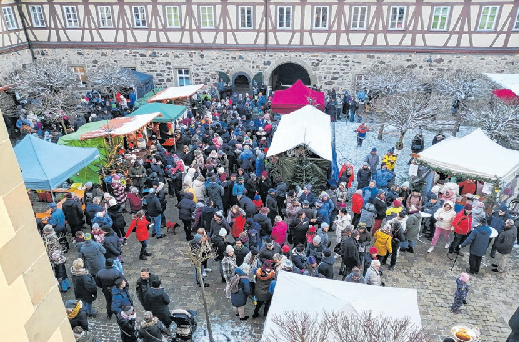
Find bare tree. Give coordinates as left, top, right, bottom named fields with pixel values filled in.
left=465, top=99, right=519, bottom=150
left=263, top=310, right=432, bottom=342
left=263, top=311, right=330, bottom=342
left=360, top=66, right=425, bottom=98
left=371, top=92, right=452, bottom=148
left=432, top=69, right=495, bottom=136
left=0, top=91, right=18, bottom=117
left=360, top=66, right=426, bottom=139
left=5, top=59, right=83, bottom=132
left=88, top=62, right=137, bottom=98
left=185, top=240, right=216, bottom=342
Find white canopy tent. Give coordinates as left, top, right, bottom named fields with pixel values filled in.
left=419, top=128, right=519, bottom=183
left=484, top=73, right=519, bottom=95
left=262, top=272, right=422, bottom=342
left=266, top=105, right=333, bottom=161
left=147, top=84, right=205, bottom=103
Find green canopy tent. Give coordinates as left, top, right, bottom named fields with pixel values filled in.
left=58, top=120, right=123, bottom=185
left=135, top=87, right=164, bottom=108
left=127, top=103, right=186, bottom=122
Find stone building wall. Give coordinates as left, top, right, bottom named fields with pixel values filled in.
left=0, top=115, right=74, bottom=342
left=0, top=48, right=518, bottom=93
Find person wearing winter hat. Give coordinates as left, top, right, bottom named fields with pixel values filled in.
left=447, top=203, right=473, bottom=259
left=364, top=147, right=380, bottom=173
left=253, top=260, right=276, bottom=318
left=451, top=272, right=470, bottom=314
left=222, top=245, right=238, bottom=284
left=137, top=311, right=171, bottom=341
left=344, top=267, right=367, bottom=284
left=489, top=205, right=512, bottom=258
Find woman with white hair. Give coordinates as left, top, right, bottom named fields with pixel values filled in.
left=365, top=260, right=383, bottom=286
left=138, top=311, right=171, bottom=342
left=70, top=258, right=98, bottom=317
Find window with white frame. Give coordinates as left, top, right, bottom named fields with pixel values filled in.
left=389, top=6, right=406, bottom=29
left=29, top=5, right=45, bottom=27
left=200, top=6, right=214, bottom=29
left=2, top=7, right=18, bottom=30
left=177, top=69, right=191, bottom=86
left=351, top=6, right=367, bottom=30
left=97, top=6, right=113, bottom=28
left=239, top=6, right=253, bottom=29
left=166, top=6, right=180, bottom=28
left=314, top=6, right=328, bottom=29
left=71, top=66, right=86, bottom=87
left=133, top=6, right=147, bottom=28
left=478, top=6, right=499, bottom=30
left=515, top=8, right=519, bottom=30
left=431, top=6, right=450, bottom=30
left=278, top=6, right=292, bottom=29
left=63, top=6, right=79, bottom=28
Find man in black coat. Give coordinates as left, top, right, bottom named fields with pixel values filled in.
left=102, top=228, right=122, bottom=261
left=135, top=268, right=160, bottom=311
left=238, top=194, right=257, bottom=218
left=356, top=164, right=372, bottom=190
left=95, top=259, right=124, bottom=319
left=340, top=228, right=360, bottom=277
left=146, top=188, right=164, bottom=239
left=61, top=193, right=84, bottom=236
left=266, top=189, right=279, bottom=223
left=66, top=299, right=89, bottom=331
left=254, top=207, right=272, bottom=241
left=209, top=211, right=230, bottom=238
left=176, top=192, right=196, bottom=241
left=144, top=279, right=172, bottom=328
left=492, top=219, right=518, bottom=273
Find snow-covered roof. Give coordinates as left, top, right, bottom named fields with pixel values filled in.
left=419, top=128, right=519, bottom=183
left=484, top=73, right=519, bottom=95
left=266, top=105, right=333, bottom=161
left=262, top=271, right=422, bottom=342
left=148, top=84, right=205, bottom=102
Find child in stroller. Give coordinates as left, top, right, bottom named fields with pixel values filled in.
left=170, top=309, right=197, bottom=341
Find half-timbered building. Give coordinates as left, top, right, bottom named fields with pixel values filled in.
left=0, top=0, right=518, bottom=92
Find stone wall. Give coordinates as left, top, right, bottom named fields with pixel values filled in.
left=1, top=48, right=518, bottom=92
left=0, top=115, right=74, bottom=342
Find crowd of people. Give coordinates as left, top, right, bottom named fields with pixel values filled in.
left=30, top=84, right=519, bottom=341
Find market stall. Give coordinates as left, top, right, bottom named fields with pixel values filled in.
left=266, top=105, right=335, bottom=192
left=14, top=134, right=99, bottom=190
left=417, top=128, right=519, bottom=206
left=147, top=84, right=205, bottom=103
left=270, top=80, right=325, bottom=114
left=58, top=113, right=160, bottom=184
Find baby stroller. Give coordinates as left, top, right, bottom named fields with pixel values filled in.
left=170, top=309, right=197, bottom=341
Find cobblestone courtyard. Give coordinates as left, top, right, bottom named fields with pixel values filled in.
left=56, top=196, right=519, bottom=342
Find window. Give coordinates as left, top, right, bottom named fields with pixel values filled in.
left=351, top=6, right=367, bottom=30
left=200, top=6, right=214, bottom=28
left=314, top=6, right=328, bottom=29
left=133, top=6, right=147, bottom=28
left=2, top=7, right=18, bottom=30
left=71, top=66, right=86, bottom=87
left=355, top=74, right=365, bottom=94
left=166, top=6, right=180, bottom=28
left=63, top=6, right=79, bottom=28
left=278, top=6, right=292, bottom=29
left=431, top=6, right=450, bottom=30
left=515, top=9, right=519, bottom=30
left=478, top=6, right=499, bottom=30
left=29, top=5, right=45, bottom=27
left=239, top=6, right=253, bottom=29
left=98, top=6, right=113, bottom=28
left=389, top=6, right=406, bottom=29
left=177, top=69, right=190, bottom=86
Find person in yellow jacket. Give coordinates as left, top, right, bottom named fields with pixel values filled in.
left=382, top=147, right=398, bottom=171
left=374, top=224, right=392, bottom=262
left=386, top=200, right=403, bottom=218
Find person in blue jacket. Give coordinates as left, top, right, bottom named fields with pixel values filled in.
left=128, top=89, right=136, bottom=110
left=112, top=278, right=133, bottom=315
left=490, top=205, right=511, bottom=258
left=459, top=219, right=492, bottom=275
left=372, top=163, right=395, bottom=190
left=48, top=202, right=69, bottom=251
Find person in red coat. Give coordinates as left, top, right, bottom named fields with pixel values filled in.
left=448, top=204, right=473, bottom=258
left=338, top=164, right=355, bottom=189
left=125, top=210, right=152, bottom=260
left=351, top=190, right=365, bottom=227
left=271, top=216, right=288, bottom=245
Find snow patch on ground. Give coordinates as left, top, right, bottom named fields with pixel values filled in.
left=334, top=121, right=475, bottom=185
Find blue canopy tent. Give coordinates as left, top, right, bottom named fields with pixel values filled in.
left=128, top=69, right=155, bottom=99
left=14, top=135, right=100, bottom=190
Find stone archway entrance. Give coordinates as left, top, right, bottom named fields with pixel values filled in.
left=270, top=62, right=311, bottom=90
left=232, top=73, right=251, bottom=97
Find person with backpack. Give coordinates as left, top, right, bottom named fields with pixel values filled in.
left=229, top=267, right=251, bottom=321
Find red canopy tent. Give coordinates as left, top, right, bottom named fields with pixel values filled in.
left=271, top=80, right=325, bottom=114
left=493, top=89, right=519, bottom=104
